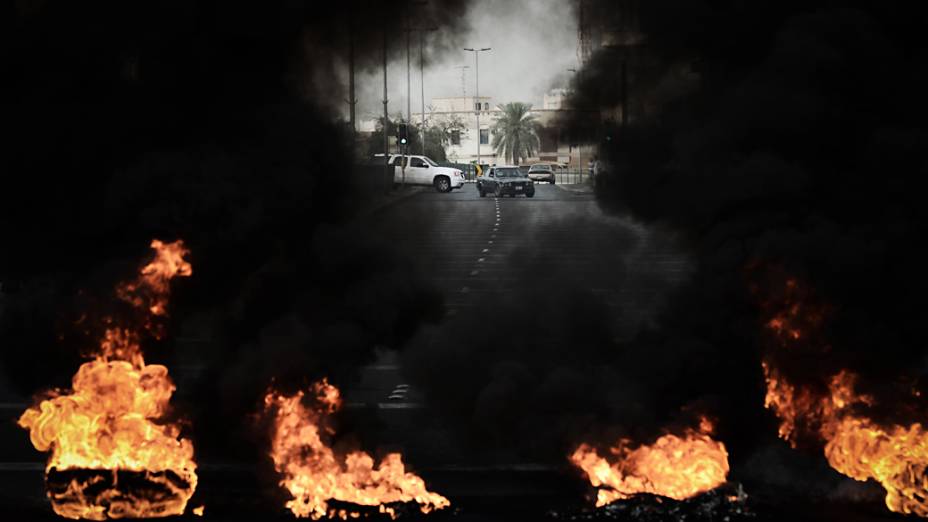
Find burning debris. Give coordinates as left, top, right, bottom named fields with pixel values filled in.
left=17, top=240, right=197, bottom=519
left=762, top=278, right=928, bottom=518
left=264, top=379, right=449, bottom=519
left=570, top=418, right=730, bottom=507
left=549, top=482, right=752, bottom=522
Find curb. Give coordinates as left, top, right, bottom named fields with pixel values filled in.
left=553, top=183, right=595, bottom=195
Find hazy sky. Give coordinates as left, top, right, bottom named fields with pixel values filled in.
left=355, top=0, right=580, bottom=121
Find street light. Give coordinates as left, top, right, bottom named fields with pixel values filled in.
left=463, top=47, right=491, bottom=166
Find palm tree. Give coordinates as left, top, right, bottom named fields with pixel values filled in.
left=491, top=102, right=541, bottom=165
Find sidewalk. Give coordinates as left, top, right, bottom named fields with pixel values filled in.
left=553, top=181, right=595, bottom=195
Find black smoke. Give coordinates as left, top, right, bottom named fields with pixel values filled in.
left=396, top=209, right=700, bottom=466
left=0, top=0, right=468, bottom=467
left=559, top=0, right=928, bottom=500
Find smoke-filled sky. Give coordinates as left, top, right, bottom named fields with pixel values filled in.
left=354, top=0, right=580, bottom=119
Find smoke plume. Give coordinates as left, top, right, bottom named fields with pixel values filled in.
left=560, top=0, right=928, bottom=497
left=1, top=0, right=468, bottom=465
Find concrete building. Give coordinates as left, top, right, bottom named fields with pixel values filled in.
left=410, top=93, right=595, bottom=169
left=543, top=89, right=568, bottom=110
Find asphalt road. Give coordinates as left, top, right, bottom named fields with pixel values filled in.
left=345, top=182, right=691, bottom=426
left=2, top=183, right=896, bottom=520
left=0, top=182, right=697, bottom=520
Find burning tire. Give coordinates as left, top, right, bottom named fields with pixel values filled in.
left=45, top=468, right=196, bottom=520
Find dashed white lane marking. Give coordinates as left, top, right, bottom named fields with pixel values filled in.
left=342, top=403, right=425, bottom=410
left=477, top=258, right=485, bottom=263
left=470, top=270, right=479, bottom=276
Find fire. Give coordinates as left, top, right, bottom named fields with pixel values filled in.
left=116, top=239, right=192, bottom=338
left=17, top=240, right=197, bottom=520
left=570, top=419, right=730, bottom=506
left=264, top=380, right=450, bottom=519
left=762, top=279, right=928, bottom=517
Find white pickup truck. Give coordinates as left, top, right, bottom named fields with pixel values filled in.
left=373, top=154, right=465, bottom=193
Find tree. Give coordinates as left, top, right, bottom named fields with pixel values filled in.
left=365, top=115, right=467, bottom=163
left=423, top=114, right=468, bottom=163
left=491, top=102, right=541, bottom=165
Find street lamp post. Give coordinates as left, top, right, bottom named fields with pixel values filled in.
left=567, top=68, right=578, bottom=182
left=382, top=29, right=390, bottom=193
left=402, top=23, right=411, bottom=187
left=419, top=27, right=438, bottom=156
left=464, top=47, right=491, bottom=166
left=404, top=1, right=430, bottom=159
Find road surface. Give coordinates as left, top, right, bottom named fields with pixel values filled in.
left=12, top=184, right=887, bottom=520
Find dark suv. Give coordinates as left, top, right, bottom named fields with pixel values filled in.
left=477, top=166, right=535, bottom=198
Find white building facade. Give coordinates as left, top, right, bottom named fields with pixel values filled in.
left=413, top=94, right=594, bottom=168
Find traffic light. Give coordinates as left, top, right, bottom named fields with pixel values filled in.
left=397, top=123, right=408, bottom=146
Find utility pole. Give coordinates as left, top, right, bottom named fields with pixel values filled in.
left=405, top=1, right=429, bottom=162
left=403, top=22, right=411, bottom=187
left=347, top=25, right=357, bottom=134
left=464, top=47, right=491, bottom=165
left=577, top=0, right=592, bottom=67
left=621, top=59, right=628, bottom=129
left=383, top=29, right=391, bottom=192
left=406, top=26, right=411, bottom=137
left=567, top=68, right=580, bottom=176
left=604, top=1, right=642, bottom=130
left=419, top=27, right=438, bottom=156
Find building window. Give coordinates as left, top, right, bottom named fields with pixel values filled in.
left=479, top=129, right=489, bottom=145
left=451, top=130, right=461, bottom=145
left=474, top=102, right=481, bottom=112
left=483, top=102, right=489, bottom=111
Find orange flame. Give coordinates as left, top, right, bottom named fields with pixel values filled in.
left=116, top=239, right=192, bottom=338
left=264, top=380, right=450, bottom=519
left=762, top=280, right=928, bottom=517
left=18, top=240, right=197, bottom=520
left=570, top=420, right=730, bottom=506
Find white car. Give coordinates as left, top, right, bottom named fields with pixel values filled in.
left=373, top=154, right=465, bottom=192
